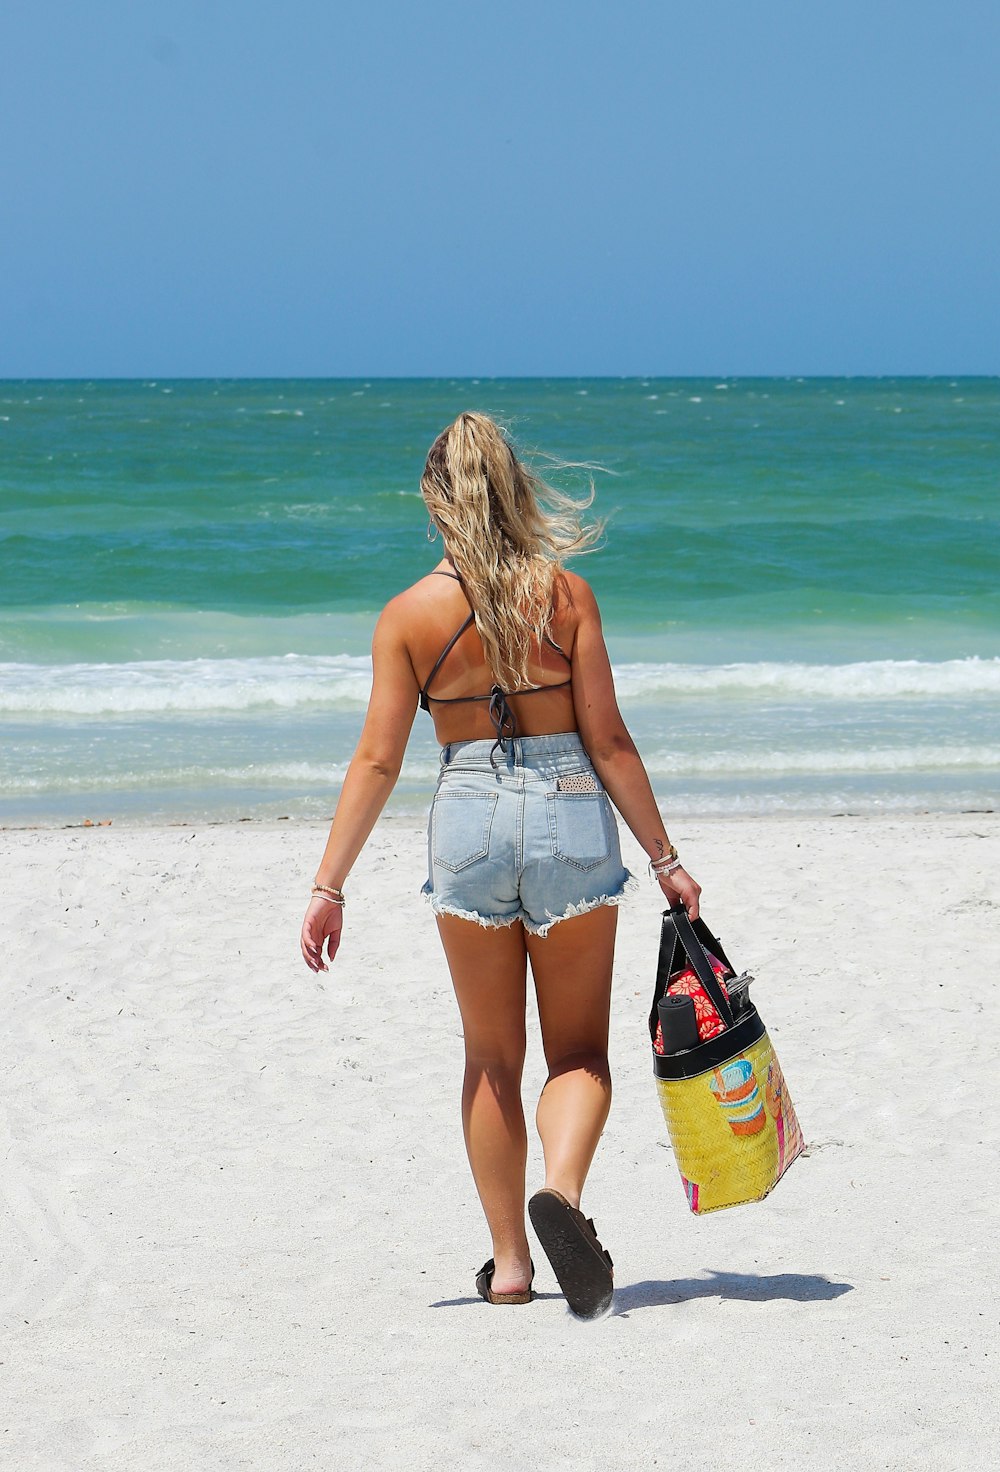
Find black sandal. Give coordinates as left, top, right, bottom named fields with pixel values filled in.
left=528, top=1188, right=614, bottom=1318
left=475, top=1258, right=535, bottom=1305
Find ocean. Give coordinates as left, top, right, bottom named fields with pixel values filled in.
left=1, top=377, right=998, bottom=825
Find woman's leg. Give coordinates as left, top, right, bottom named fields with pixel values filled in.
left=435, top=914, right=533, bottom=1295
left=527, top=904, right=618, bottom=1209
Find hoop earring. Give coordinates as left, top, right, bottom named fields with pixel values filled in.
left=426, top=520, right=439, bottom=542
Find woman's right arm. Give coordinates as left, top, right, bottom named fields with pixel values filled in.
left=566, top=575, right=701, bottom=919
left=300, top=598, right=419, bottom=972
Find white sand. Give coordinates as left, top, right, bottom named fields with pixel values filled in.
left=2, top=811, right=998, bottom=1470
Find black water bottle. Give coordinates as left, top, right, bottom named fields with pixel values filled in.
left=658, top=993, right=700, bottom=1054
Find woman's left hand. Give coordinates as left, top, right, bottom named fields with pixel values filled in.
left=300, top=896, right=344, bottom=972
left=657, top=866, right=702, bottom=921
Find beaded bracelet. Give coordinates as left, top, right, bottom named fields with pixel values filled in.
left=311, top=885, right=346, bottom=906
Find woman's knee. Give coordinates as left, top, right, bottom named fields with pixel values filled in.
left=464, top=1042, right=526, bottom=1080
left=462, top=1053, right=526, bottom=1125
left=543, top=1046, right=611, bottom=1085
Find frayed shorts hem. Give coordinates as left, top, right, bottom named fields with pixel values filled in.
left=421, top=871, right=637, bottom=938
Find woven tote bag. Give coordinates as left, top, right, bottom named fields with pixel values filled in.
left=650, top=904, right=804, bottom=1214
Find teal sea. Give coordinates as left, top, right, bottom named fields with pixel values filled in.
left=1, top=377, right=998, bottom=824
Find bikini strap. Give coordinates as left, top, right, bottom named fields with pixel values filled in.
left=418, top=611, right=476, bottom=711
left=418, top=569, right=571, bottom=715
left=487, top=685, right=517, bottom=765
left=543, top=634, right=572, bottom=669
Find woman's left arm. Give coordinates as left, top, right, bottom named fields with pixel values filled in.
left=300, top=600, right=419, bottom=972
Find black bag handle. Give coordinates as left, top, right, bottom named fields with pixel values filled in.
left=649, top=904, right=735, bottom=1042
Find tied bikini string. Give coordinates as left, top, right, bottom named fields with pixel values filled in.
left=488, top=686, right=517, bottom=767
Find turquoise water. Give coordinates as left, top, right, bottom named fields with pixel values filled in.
left=2, top=377, right=998, bottom=823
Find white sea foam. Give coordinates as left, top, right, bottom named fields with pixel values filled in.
left=0, top=758, right=442, bottom=795
left=612, top=656, right=1000, bottom=700
left=2, top=655, right=999, bottom=717
left=639, top=744, right=1000, bottom=777
left=0, top=655, right=374, bottom=715
left=3, top=746, right=995, bottom=802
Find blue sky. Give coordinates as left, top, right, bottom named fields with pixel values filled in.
left=2, top=1, right=997, bottom=376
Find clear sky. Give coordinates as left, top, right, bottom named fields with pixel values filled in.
left=2, top=1, right=998, bottom=377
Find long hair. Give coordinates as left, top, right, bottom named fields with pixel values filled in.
left=420, top=412, right=602, bottom=688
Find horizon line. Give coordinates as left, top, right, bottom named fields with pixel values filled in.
left=1, top=372, right=998, bottom=384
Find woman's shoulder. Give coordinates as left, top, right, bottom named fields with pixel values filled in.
left=375, top=569, right=460, bottom=636
left=554, top=566, right=595, bottom=596
left=549, top=569, right=602, bottom=659
left=552, top=567, right=600, bottom=619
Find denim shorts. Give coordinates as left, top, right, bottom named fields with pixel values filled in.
left=421, top=732, right=634, bottom=936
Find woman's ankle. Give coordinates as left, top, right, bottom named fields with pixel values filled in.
left=541, top=1178, right=582, bottom=1210
left=490, top=1240, right=533, bottom=1289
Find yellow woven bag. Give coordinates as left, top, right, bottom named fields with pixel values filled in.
left=651, top=905, right=803, bottom=1214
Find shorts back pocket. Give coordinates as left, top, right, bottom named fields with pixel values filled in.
left=431, top=791, right=499, bottom=872
left=546, top=792, right=612, bottom=871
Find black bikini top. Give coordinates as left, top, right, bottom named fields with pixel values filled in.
left=417, top=570, right=572, bottom=749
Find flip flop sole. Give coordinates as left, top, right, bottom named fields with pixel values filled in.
left=528, top=1189, right=613, bottom=1319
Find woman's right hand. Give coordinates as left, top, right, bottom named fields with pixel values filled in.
left=657, top=866, right=701, bottom=921
left=300, top=895, right=344, bottom=973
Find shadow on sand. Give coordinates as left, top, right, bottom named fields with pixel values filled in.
left=430, top=1272, right=851, bottom=1313
left=612, top=1269, right=854, bottom=1315
left=430, top=1289, right=564, bottom=1309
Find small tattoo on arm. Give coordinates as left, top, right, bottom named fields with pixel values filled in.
left=655, top=839, right=664, bottom=858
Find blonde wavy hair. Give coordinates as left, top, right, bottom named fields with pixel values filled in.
left=420, top=411, right=602, bottom=688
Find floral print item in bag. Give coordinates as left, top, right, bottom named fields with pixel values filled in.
left=652, top=953, right=731, bottom=1055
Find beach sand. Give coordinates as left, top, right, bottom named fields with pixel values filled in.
left=2, top=811, right=998, bottom=1470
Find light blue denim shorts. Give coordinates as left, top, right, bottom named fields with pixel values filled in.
left=421, top=732, right=634, bottom=936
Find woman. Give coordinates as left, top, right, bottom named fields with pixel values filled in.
left=300, top=412, right=700, bottom=1318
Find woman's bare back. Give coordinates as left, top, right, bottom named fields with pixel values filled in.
left=399, top=563, right=580, bottom=746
